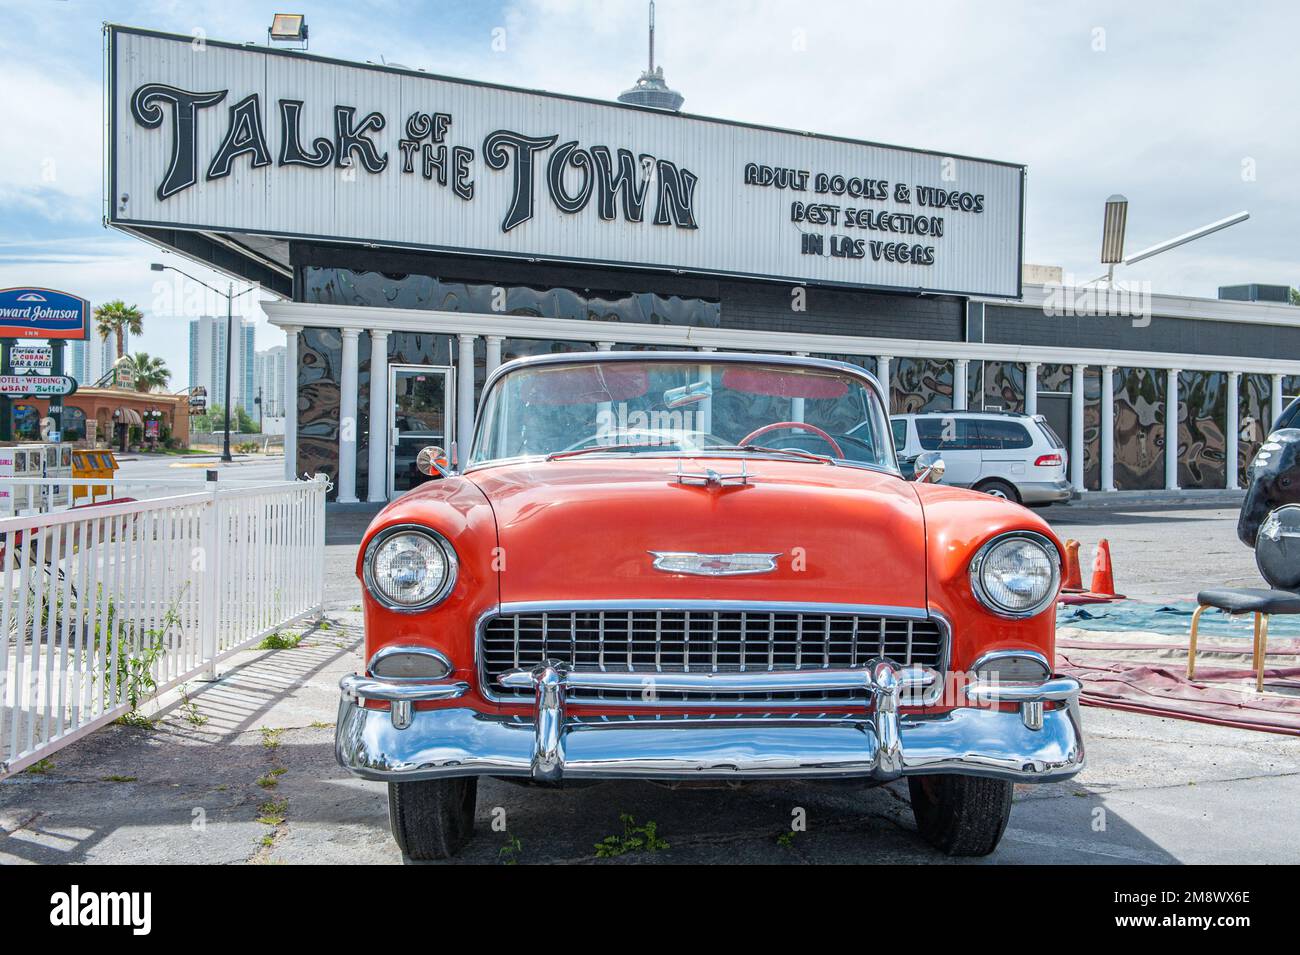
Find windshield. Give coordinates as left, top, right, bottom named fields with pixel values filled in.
left=469, top=358, right=895, bottom=470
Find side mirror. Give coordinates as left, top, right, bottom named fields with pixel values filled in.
left=913, top=450, right=945, bottom=483
left=416, top=446, right=451, bottom=478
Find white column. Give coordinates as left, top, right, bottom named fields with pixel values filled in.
left=456, top=334, right=476, bottom=466
left=1024, top=361, right=1039, bottom=417
left=1101, top=365, right=1116, bottom=492
left=1271, top=373, right=1285, bottom=430
left=485, top=335, right=504, bottom=377
left=336, top=328, right=361, bottom=503
left=597, top=341, right=615, bottom=352
left=877, top=356, right=892, bottom=412
left=282, top=325, right=301, bottom=481
left=1226, top=372, right=1240, bottom=490
left=1166, top=367, right=1180, bottom=491
left=1070, top=363, right=1085, bottom=493
left=366, top=329, right=390, bottom=502
left=953, top=358, right=969, bottom=411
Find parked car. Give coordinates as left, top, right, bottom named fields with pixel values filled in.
left=338, top=353, right=1083, bottom=860
left=892, top=410, right=1071, bottom=506
left=1272, top=394, right=1300, bottom=433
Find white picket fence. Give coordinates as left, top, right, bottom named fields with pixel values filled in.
left=0, top=476, right=327, bottom=777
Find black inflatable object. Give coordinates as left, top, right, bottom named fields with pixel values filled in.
left=1238, top=428, right=1300, bottom=548
left=1254, top=503, right=1300, bottom=590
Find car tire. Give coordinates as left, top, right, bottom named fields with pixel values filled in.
left=388, top=777, right=478, bottom=861
left=907, top=774, right=1014, bottom=857
left=974, top=478, right=1021, bottom=504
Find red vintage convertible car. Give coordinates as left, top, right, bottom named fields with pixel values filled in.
left=337, top=352, right=1084, bottom=859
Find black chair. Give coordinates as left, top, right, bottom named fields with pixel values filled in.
left=1188, top=504, right=1300, bottom=691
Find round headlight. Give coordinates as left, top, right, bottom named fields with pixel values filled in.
left=364, top=526, right=458, bottom=612
left=969, top=532, right=1060, bottom=618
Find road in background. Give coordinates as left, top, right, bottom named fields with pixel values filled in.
left=1038, top=503, right=1257, bottom=600
left=114, top=453, right=283, bottom=485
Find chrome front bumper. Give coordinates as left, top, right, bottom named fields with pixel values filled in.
left=336, top=661, right=1084, bottom=784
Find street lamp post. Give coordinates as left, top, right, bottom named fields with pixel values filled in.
left=151, top=263, right=257, bottom=463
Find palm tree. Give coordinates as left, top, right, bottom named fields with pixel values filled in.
left=93, top=300, right=144, bottom=361
left=117, top=352, right=171, bottom=393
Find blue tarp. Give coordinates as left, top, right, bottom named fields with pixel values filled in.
left=1059, top=600, right=1300, bottom=638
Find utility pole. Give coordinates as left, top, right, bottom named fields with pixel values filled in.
left=151, top=263, right=256, bottom=464
left=222, top=282, right=234, bottom=462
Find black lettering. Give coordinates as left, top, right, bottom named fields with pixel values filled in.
left=483, top=130, right=558, bottom=231
left=452, top=146, right=474, bottom=200
left=546, top=141, right=593, bottom=214
left=130, top=83, right=228, bottom=200
left=652, top=159, right=698, bottom=228
left=334, top=106, right=389, bottom=173
left=278, top=99, right=333, bottom=168
left=591, top=146, right=650, bottom=222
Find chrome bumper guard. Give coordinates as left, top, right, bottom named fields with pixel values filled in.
left=335, top=662, right=1084, bottom=784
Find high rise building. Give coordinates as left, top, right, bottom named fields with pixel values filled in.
left=254, top=345, right=287, bottom=419
left=188, top=316, right=257, bottom=412
left=68, top=333, right=129, bottom=387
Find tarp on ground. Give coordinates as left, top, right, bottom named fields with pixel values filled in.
left=1056, top=626, right=1300, bottom=736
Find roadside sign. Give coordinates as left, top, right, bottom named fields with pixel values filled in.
left=0, top=288, right=90, bottom=339
left=10, top=343, right=53, bottom=372
left=0, top=374, right=78, bottom=397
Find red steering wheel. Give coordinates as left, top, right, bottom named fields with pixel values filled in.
left=738, top=421, right=844, bottom=458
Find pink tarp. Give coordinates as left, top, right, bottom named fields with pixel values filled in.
left=1056, top=627, right=1300, bottom=736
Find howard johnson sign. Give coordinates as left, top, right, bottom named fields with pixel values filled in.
left=106, top=25, right=1025, bottom=298
left=0, top=288, right=90, bottom=340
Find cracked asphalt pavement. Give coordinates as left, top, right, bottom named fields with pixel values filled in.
left=2, top=502, right=1297, bottom=864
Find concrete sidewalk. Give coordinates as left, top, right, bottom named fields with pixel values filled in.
left=2, top=608, right=1296, bottom=865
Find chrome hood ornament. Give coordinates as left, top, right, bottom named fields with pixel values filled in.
left=649, top=551, right=781, bottom=576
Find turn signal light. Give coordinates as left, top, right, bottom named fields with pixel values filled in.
left=1034, top=454, right=1062, bottom=467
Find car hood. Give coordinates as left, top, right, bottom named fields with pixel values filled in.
left=464, top=457, right=928, bottom=607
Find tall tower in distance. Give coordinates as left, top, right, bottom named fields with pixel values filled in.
left=617, top=2, right=684, bottom=111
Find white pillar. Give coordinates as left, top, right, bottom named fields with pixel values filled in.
left=366, top=329, right=390, bottom=503
left=1166, top=367, right=1180, bottom=491
left=877, top=356, right=892, bottom=412
left=1070, top=363, right=1085, bottom=493
left=282, top=325, right=301, bottom=481
left=336, top=328, right=361, bottom=503
left=597, top=341, right=615, bottom=352
left=485, top=335, right=504, bottom=377
left=457, top=334, right=476, bottom=466
left=1271, top=373, right=1285, bottom=431
left=953, top=359, right=969, bottom=411
left=1226, top=372, right=1240, bottom=490
left=1101, top=365, right=1115, bottom=492
left=1024, top=361, right=1038, bottom=417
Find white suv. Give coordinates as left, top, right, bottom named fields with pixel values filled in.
left=891, top=411, right=1072, bottom=506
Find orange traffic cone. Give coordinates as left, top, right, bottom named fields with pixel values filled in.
left=1087, top=538, right=1125, bottom=600
left=1061, top=539, right=1084, bottom=592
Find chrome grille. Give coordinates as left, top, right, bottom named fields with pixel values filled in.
left=480, top=607, right=946, bottom=703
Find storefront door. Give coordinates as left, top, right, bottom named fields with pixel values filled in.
left=388, top=364, right=454, bottom=498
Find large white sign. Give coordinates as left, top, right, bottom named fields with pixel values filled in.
left=107, top=26, right=1024, bottom=298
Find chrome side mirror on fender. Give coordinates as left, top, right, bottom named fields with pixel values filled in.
left=416, top=446, right=451, bottom=478
left=913, top=450, right=945, bottom=483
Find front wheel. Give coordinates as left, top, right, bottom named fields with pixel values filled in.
left=908, top=774, right=1013, bottom=856
left=388, top=777, right=478, bottom=861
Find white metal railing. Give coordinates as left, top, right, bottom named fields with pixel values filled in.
left=0, top=476, right=327, bottom=777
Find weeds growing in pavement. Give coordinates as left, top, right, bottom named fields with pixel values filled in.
left=256, top=631, right=301, bottom=650
left=594, top=813, right=669, bottom=858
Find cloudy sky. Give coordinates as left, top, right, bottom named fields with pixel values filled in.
left=2, top=0, right=1296, bottom=390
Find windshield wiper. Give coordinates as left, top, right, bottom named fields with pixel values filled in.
left=546, top=443, right=670, bottom=461
left=701, top=444, right=836, bottom=465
